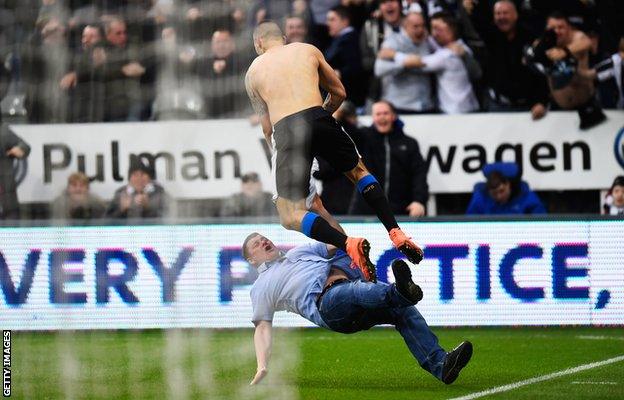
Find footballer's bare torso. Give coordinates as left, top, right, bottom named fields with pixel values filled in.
left=246, top=43, right=326, bottom=125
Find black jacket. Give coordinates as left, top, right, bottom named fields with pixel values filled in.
left=324, top=29, right=367, bottom=107
left=106, top=182, right=170, bottom=219
left=0, top=124, right=30, bottom=219
left=468, top=7, right=548, bottom=107
left=350, top=122, right=428, bottom=215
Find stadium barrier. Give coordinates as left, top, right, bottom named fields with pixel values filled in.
left=12, top=110, right=624, bottom=203
left=1, top=218, right=622, bottom=330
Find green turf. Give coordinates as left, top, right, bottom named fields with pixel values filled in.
left=10, top=327, right=624, bottom=399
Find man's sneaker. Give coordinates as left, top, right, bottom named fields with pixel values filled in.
left=441, top=341, right=473, bottom=385
left=389, top=228, right=424, bottom=264
left=345, top=237, right=377, bottom=282
left=391, top=259, right=423, bottom=304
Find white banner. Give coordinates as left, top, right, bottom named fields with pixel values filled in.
left=12, top=110, right=624, bottom=202
left=0, top=221, right=622, bottom=330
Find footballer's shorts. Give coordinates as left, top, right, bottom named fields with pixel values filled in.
left=271, top=106, right=360, bottom=207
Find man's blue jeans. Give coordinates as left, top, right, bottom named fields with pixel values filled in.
left=318, top=280, right=446, bottom=380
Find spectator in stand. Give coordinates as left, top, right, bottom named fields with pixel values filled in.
left=198, top=29, right=251, bottom=118
left=380, top=12, right=479, bottom=114
left=179, top=1, right=237, bottom=42
left=151, top=25, right=205, bottom=120
left=249, top=0, right=293, bottom=28
left=340, top=0, right=370, bottom=32
left=59, top=24, right=106, bottom=122
left=308, top=0, right=341, bottom=50
left=313, top=101, right=362, bottom=215
left=350, top=101, right=428, bottom=217
left=0, top=124, right=30, bottom=220
left=374, top=11, right=436, bottom=114
left=106, top=157, right=170, bottom=219
left=360, top=0, right=403, bottom=102
left=101, top=16, right=146, bottom=122
left=466, top=162, right=546, bottom=215
left=325, top=5, right=367, bottom=108
left=50, top=172, right=106, bottom=220
left=284, top=14, right=309, bottom=43
left=21, top=16, right=71, bottom=123
left=603, top=176, right=624, bottom=215
left=37, top=0, right=70, bottom=26
left=524, top=12, right=606, bottom=130
left=220, top=172, right=276, bottom=217
left=464, top=0, right=549, bottom=116
left=590, top=36, right=624, bottom=109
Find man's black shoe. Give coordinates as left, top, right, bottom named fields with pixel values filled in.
left=391, top=259, right=423, bottom=304
left=442, top=341, right=473, bottom=385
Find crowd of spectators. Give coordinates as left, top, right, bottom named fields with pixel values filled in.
left=0, top=0, right=623, bottom=221
left=0, top=0, right=622, bottom=124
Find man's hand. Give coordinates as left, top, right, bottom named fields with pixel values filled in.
left=403, top=54, right=423, bottom=69
left=377, top=48, right=396, bottom=60
left=213, top=59, right=226, bottom=74
left=250, top=367, right=268, bottom=385
left=59, top=72, right=77, bottom=90
left=447, top=42, right=465, bottom=57
left=119, top=193, right=132, bottom=212
left=6, top=146, right=25, bottom=158
left=122, top=62, right=146, bottom=77
left=546, top=48, right=566, bottom=62
left=92, top=47, right=107, bottom=66
left=134, top=193, right=149, bottom=207
left=406, top=201, right=426, bottom=217
left=531, top=103, right=547, bottom=120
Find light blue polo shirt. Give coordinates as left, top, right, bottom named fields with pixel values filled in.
left=250, top=242, right=351, bottom=328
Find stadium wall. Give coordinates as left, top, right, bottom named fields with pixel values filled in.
left=0, top=219, right=622, bottom=330
left=12, top=110, right=624, bottom=202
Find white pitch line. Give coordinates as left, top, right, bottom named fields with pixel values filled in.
left=577, top=335, right=624, bottom=341
left=448, top=355, right=624, bottom=400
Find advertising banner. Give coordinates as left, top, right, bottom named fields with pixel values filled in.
left=12, top=111, right=624, bottom=202
left=1, top=221, right=622, bottom=330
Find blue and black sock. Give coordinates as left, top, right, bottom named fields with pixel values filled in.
left=301, top=212, right=347, bottom=250
left=356, top=175, right=399, bottom=232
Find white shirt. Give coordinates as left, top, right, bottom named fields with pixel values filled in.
left=611, top=53, right=623, bottom=109
left=421, top=46, right=479, bottom=114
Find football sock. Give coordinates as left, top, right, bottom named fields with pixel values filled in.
left=356, top=175, right=399, bottom=232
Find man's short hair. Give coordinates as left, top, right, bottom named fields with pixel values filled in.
left=241, top=172, right=260, bottom=183
left=84, top=23, right=104, bottom=38
left=494, top=0, right=516, bottom=9
left=373, top=99, right=397, bottom=114
left=329, top=5, right=351, bottom=23
left=431, top=11, right=459, bottom=38
left=103, top=15, right=126, bottom=34
left=253, top=21, right=283, bottom=41
left=242, top=232, right=261, bottom=261
left=547, top=11, right=569, bottom=24
left=68, top=172, right=90, bottom=187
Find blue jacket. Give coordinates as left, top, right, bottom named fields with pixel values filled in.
left=466, top=181, right=546, bottom=215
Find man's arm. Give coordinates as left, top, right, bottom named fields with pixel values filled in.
left=245, top=70, right=273, bottom=147
left=251, top=320, right=272, bottom=385
left=567, top=31, right=592, bottom=57
left=315, top=47, right=346, bottom=114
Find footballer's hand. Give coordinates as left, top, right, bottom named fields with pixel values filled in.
left=250, top=367, right=268, bottom=385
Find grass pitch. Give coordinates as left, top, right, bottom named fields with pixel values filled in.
left=11, top=327, right=624, bottom=399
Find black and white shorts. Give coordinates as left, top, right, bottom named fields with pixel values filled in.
left=270, top=106, right=360, bottom=206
